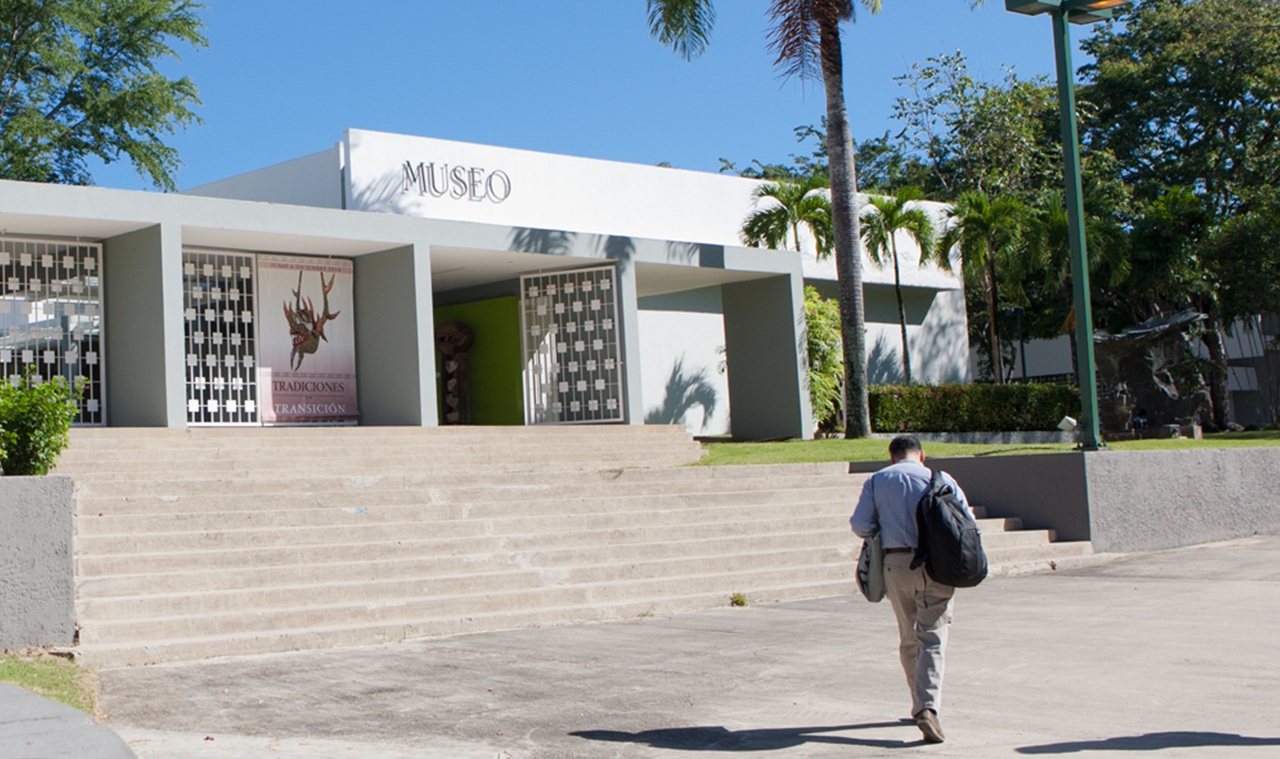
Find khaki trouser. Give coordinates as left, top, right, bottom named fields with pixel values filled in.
left=883, top=552, right=955, bottom=717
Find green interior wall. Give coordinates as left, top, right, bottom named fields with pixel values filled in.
left=434, top=296, right=524, bottom=425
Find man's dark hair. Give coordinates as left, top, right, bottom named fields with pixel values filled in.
left=889, top=435, right=923, bottom=458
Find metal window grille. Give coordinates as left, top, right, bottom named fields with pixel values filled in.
left=183, top=250, right=260, bottom=425
left=521, top=266, right=625, bottom=424
left=0, top=238, right=104, bottom=425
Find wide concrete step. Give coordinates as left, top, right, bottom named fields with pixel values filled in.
left=79, top=545, right=860, bottom=622
left=59, top=426, right=707, bottom=478
left=61, top=456, right=704, bottom=480
left=78, top=530, right=856, bottom=595
left=56, top=442, right=702, bottom=468
left=76, top=578, right=856, bottom=669
left=60, top=432, right=701, bottom=450
left=75, top=522, right=850, bottom=577
left=77, top=511, right=853, bottom=556
left=78, top=562, right=853, bottom=645
left=79, top=509, right=1025, bottom=555
left=71, top=467, right=863, bottom=501
left=76, top=504, right=1017, bottom=547
left=986, top=540, right=1094, bottom=565
left=67, top=424, right=696, bottom=441
left=76, top=487, right=867, bottom=534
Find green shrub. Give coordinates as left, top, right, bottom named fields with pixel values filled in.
left=0, top=369, right=85, bottom=476
left=870, top=383, right=1080, bottom=433
left=804, top=287, right=844, bottom=431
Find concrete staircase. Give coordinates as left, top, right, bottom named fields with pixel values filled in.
left=60, top=427, right=1093, bottom=668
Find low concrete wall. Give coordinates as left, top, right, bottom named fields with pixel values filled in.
left=1083, top=448, right=1280, bottom=553
left=0, top=477, right=75, bottom=650
left=870, top=431, right=1076, bottom=445
left=849, top=453, right=1092, bottom=542
left=848, top=448, right=1280, bottom=552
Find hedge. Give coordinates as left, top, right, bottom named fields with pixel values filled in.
left=870, top=383, right=1081, bottom=433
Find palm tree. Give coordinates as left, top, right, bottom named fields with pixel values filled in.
left=860, top=187, right=937, bottom=384
left=933, top=191, right=1024, bottom=384
left=648, top=0, right=882, bottom=437
left=741, top=174, right=833, bottom=256
left=1021, top=188, right=1129, bottom=387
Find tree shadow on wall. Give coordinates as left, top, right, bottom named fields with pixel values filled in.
left=509, top=227, right=577, bottom=256
left=868, top=333, right=903, bottom=386
left=598, top=235, right=635, bottom=274
left=349, top=167, right=402, bottom=212
left=645, top=356, right=718, bottom=431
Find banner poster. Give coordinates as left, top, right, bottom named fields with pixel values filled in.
left=257, top=254, right=358, bottom=424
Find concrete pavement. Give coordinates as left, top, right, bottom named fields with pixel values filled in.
left=96, top=534, right=1280, bottom=758
left=0, top=683, right=135, bottom=759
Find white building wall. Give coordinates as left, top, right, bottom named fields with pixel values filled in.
left=637, top=288, right=730, bottom=436
left=343, top=129, right=760, bottom=248
left=183, top=148, right=344, bottom=209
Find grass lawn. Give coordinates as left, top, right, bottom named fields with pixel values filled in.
left=0, top=651, right=97, bottom=715
left=695, top=430, right=1280, bottom=467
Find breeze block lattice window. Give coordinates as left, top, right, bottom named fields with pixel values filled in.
left=0, top=238, right=103, bottom=425
left=521, top=266, right=625, bottom=424
left=183, top=250, right=260, bottom=425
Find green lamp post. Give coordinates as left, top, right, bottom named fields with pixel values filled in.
left=1005, top=0, right=1130, bottom=451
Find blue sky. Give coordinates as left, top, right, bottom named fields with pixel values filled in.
left=89, top=0, right=1099, bottom=192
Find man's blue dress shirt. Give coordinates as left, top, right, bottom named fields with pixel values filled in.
left=850, top=459, right=973, bottom=551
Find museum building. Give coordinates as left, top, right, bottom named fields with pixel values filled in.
left=0, top=129, right=971, bottom=438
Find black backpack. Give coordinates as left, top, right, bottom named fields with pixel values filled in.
left=910, top=469, right=988, bottom=588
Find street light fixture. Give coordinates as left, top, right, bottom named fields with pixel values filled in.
left=1004, top=0, right=1131, bottom=450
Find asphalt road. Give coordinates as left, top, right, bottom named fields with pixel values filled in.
left=93, top=534, right=1280, bottom=759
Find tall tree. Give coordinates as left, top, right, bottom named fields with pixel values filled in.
left=648, top=0, right=880, bottom=438
left=1081, top=0, right=1280, bottom=217
left=740, top=174, right=833, bottom=256
left=1081, top=0, right=1280, bottom=426
left=1018, top=188, right=1130, bottom=382
left=0, top=0, right=207, bottom=190
left=860, top=186, right=937, bottom=384
left=892, top=50, right=1060, bottom=202
left=934, top=192, right=1025, bottom=384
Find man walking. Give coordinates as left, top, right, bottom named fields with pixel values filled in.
left=850, top=435, right=974, bottom=744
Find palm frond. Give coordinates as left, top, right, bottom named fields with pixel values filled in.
left=766, top=0, right=877, bottom=81
left=741, top=176, right=832, bottom=255
left=647, top=0, right=717, bottom=61
left=742, top=204, right=792, bottom=250
left=767, top=0, right=823, bottom=81
left=860, top=187, right=938, bottom=269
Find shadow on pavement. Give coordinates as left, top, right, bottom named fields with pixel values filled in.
left=572, top=721, right=922, bottom=751
left=1017, top=731, right=1280, bottom=753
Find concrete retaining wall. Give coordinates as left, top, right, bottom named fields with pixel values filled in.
left=1083, top=448, right=1280, bottom=553
left=849, top=453, right=1092, bottom=542
left=848, top=447, right=1280, bottom=553
left=0, top=477, right=75, bottom=650
left=870, top=431, right=1076, bottom=445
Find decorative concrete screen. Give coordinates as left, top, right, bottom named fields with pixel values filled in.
left=521, top=266, right=625, bottom=424
left=183, top=250, right=260, bottom=425
left=0, top=237, right=103, bottom=425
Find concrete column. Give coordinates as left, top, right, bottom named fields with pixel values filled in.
left=353, top=244, right=437, bottom=425
left=721, top=273, right=814, bottom=440
left=616, top=261, right=645, bottom=425
left=102, top=223, right=187, bottom=427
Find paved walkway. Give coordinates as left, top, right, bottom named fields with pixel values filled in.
left=92, top=534, right=1280, bottom=759
left=0, top=683, right=135, bottom=759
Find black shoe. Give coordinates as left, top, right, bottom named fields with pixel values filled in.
left=914, top=709, right=945, bottom=744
